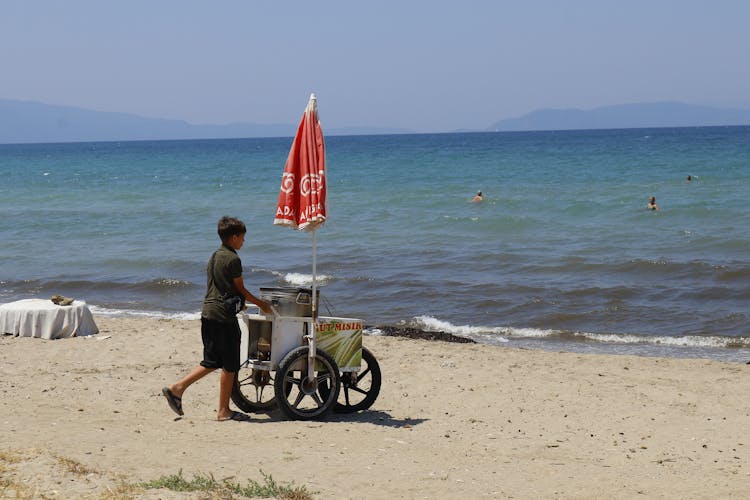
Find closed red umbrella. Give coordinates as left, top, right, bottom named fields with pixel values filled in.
left=274, top=93, right=327, bottom=231
left=274, top=93, right=327, bottom=318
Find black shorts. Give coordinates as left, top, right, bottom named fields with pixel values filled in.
left=200, top=317, right=240, bottom=372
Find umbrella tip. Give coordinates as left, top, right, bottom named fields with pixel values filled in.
left=310, top=93, right=317, bottom=101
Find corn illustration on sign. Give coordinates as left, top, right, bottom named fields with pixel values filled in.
left=316, top=318, right=363, bottom=371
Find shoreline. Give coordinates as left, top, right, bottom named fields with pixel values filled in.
left=2, top=316, right=750, bottom=498
left=80, top=305, right=750, bottom=363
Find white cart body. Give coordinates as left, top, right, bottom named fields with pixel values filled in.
left=238, top=312, right=363, bottom=372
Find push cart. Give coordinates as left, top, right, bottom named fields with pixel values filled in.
left=231, top=287, right=381, bottom=421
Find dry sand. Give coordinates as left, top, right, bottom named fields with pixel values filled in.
left=1, top=317, right=749, bottom=499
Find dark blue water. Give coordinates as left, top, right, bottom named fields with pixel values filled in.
left=2, top=127, right=749, bottom=361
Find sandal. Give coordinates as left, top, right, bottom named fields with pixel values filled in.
left=218, top=411, right=251, bottom=422
left=162, top=387, right=184, bottom=416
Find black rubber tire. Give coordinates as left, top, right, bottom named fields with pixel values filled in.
left=320, top=347, right=381, bottom=413
left=231, top=367, right=277, bottom=412
left=274, top=346, right=340, bottom=421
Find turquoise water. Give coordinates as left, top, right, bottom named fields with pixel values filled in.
left=1, top=127, right=749, bottom=361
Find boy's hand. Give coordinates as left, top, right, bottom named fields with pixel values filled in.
left=259, top=301, right=274, bottom=315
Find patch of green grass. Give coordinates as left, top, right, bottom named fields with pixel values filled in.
left=140, top=469, right=314, bottom=499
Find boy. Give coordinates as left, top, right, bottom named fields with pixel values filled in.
left=163, top=216, right=272, bottom=421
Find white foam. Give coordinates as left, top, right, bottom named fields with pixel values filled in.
left=284, top=272, right=331, bottom=287
left=412, top=316, right=510, bottom=341
left=251, top=268, right=332, bottom=287
left=579, top=331, right=750, bottom=349
left=88, top=305, right=201, bottom=321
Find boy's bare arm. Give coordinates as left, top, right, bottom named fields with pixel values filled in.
left=233, top=276, right=273, bottom=313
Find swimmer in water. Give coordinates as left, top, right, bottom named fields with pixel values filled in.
left=647, top=196, right=659, bottom=211
left=472, top=191, right=483, bottom=203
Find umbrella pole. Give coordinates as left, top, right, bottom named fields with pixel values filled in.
left=307, top=229, right=318, bottom=381
left=312, top=229, right=317, bottom=319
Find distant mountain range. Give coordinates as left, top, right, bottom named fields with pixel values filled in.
left=0, top=99, right=411, bottom=144
left=489, top=102, right=750, bottom=132
left=2, top=99, right=750, bottom=144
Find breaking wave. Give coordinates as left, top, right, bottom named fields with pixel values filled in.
left=409, top=315, right=750, bottom=350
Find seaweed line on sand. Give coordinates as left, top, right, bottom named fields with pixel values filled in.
left=371, top=325, right=475, bottom=344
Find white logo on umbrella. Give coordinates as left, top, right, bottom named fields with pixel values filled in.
left=280, top=172, right=295, bottom=194
left=300, top=172, right=324, bottom=196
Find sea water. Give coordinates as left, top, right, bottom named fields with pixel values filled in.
left=1, top=127, right=749, bottom=361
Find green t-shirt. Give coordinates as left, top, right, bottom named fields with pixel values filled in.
left=201, top=244, right=243, bottom=323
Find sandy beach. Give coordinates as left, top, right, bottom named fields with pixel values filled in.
left=2, top=316, right=749, bottom=499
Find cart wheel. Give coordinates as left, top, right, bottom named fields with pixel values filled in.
left=232, top=367, right=277, bottom=412
left=320, top=347, right=381, bottom=413
left=274, top=346, right=340, bottom=421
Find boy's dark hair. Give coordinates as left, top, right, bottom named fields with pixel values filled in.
left=217, top=216, right=246, bottom=242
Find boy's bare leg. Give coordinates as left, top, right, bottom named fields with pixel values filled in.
left=169, top=365, right=215, bottom=398
left=217, top=369, right=236, bottom=420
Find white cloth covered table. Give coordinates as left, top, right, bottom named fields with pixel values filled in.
left=0, top=299, right=99, bottom=339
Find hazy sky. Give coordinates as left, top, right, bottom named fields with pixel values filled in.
left=3, top=1, right=749, bottom=132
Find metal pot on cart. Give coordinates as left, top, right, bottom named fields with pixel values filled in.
left=231, top=287, right=381, bottom=420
